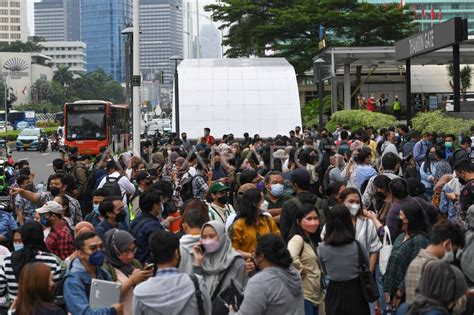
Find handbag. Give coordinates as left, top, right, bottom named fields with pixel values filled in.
left=355, top=240, right=380, bottom=303
left=211, top=257, right=242, bottom=315
left=378, top=226, right=393, bottom=275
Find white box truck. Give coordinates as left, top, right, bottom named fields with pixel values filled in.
left=174, top=58, right=302, bottom=138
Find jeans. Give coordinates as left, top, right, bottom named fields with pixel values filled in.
left=375, top=264, right=386, bottom=312
left=304, top=300, right=319, bottom=315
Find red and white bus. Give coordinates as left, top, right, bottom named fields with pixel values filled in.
left=64, top=100, right=130, bottom=155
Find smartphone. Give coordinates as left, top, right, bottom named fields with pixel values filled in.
left=200, top=244, right=206, bottom=254
left=144, top=263, right=155, bottom=271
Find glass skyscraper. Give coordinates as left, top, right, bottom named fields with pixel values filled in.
left=81, top=0, right=132, bottom=82
left=364, top=1, right=474, bottom=34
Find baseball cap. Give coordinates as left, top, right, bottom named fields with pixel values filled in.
left=290, top=168, right=310, bottom=188
left=209, top=182, right=230, bottom=194
left=135, top=171, right=153, bottom=183
left=35, top=201, right=62, bottom=215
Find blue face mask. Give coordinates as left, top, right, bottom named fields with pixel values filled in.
left=40, top=215, right=50, bottom=227
left=93, top=204, right=100, bottom=215
left=88, top=250, right=105, bottom=266
left=13, top=243, right=23, bottom=252
left=270, top=183, right=284, bottom=197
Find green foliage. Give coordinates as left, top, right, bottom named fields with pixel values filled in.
left=53, top=65, right=74, bottom=87
left=301, top=95, right=333, bottom=127
left=0, top=127, right=57, bottom=142
left=447, top=65, right=472, bottom=96
left=205, top=0, right=416, bottom=74
left=325, top=110, right=399, bottom=132
left=412, top=110, right=474, bottom=136
left=0, top=41, right=43, bottom=52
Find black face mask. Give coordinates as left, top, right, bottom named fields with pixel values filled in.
left=115, top=210, right=126, bottom=222
left=375, top=191, right=386, bottom=200
left=458, top=177, right=466, bottom=186
left=49, top=187, right=60, bottom=197
left=217, top=195, right=229, bottom=205
left=214, top=161, right=221, bottom=167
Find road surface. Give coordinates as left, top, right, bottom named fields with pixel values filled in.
left=10, top=148, right=62, bottom=185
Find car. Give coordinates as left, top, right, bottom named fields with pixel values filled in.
left=445, top=93, right=474, bottom=112
left=0, top=121, right=13, bottom=132
left=16, top=128, right=47, bottom=151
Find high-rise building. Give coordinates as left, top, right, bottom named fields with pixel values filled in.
left=40, top=41, right=87, bottom=73
left=34, top=0, right=81, bottom=42
left=140, top=0, right=183, bottom=87
left=0, top=0, right=28, bottom=43
left=200, top=24, right=221, bottom=59
left=81, top=0, right=132, bottom=82
left=365, top=1, right=474, bottom=34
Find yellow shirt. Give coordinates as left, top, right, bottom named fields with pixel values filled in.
left=230, top=214, right=280, bottom=253
left=366, top=140, right=377, bottom=160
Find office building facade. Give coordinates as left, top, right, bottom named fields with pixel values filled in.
left=34, top=0, right=81, bottom=42
left=0, top=0, right=27, bottom=43
left=40, top=41, right=86, bottom=73
left=81, top=0, right=132, bottom=82
left=140, top=0, right=183, bottom=87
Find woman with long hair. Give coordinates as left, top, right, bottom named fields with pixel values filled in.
left=419, top=145, right=437, bottom=200
left=288, top=204, right=324, bottom=315
left=318, top=205, right=370, bottom=315
left=229, top=188, right=280, bottom=259
left=236, top=234, right=305, bottom=314
left=383, top=198, right=430, bottom=310
left=10, top=262, right=65, bottom=315
left=103, top=229, right=152, bottom=315
left=53, top=195, right=73, bottom=228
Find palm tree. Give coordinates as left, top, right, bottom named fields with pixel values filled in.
left=53, top=65, right=74, bottom=87
left=30, top=79, right=52, bottom=103
left=447, top=65, right=472, bottom=98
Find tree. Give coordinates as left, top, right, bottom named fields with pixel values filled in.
left=205, top=0, right=416, bottom=74
left=301, top=96, right=341, bottom=127
left=0, top=41, right=43, bottom=52
left=30, top=79, right=52, bottom=103
left=53, top=65, right=74, bottom=87
left=447, top=65, right=472, bottom=97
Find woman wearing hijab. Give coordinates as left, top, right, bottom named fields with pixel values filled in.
left=103, top=229, right=153, bottom=315
left=192, top=221, right=247, bottom=301
left=407, top=260, right=468, bottom=315
left=0, top=221, right=63, bottom=304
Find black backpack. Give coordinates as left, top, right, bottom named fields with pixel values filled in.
left=179, top=172, right=195, bottom=202
left=102, top=175, right=123, bottom=198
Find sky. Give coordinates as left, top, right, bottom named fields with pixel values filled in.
left=26, top=0, right=39, bottom=35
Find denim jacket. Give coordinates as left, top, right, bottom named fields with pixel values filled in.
left=63, top=259, right=116, bottom=315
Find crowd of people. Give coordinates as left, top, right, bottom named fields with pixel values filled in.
left=0, top=123, right=471, bottom=315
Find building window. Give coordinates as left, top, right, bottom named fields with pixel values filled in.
left=10, top=25, right=19, bottom=31
left=9, top=9, right=20, bottom=15
left=0, top=2, right=7, bottom=8
left=0, top=9, right=8, bottom=15
left=10, top=2, right=20, bottom=8
left=0, top=33, right=8, bottom=39
left=10, top=33, right=20, bottom=39
left=10, top=17, right=19, bottom=23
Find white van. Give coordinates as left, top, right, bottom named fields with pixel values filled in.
left=445, top=93, right=474, bottom=111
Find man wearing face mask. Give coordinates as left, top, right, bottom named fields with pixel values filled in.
left=453, top=159, right=474, bottom=220
left=413, top=132, right=434, bottom=167
left=64, top=231, right=123, bottom=315
left=264, top=171, right=292, bottom=224
left=84, top=188, right=110, bottom=227
left=451, top=136, right=472, bottom=167
left=404, top=221, right=465, bottom=305
left=14, top=175, right=36, bottom=225
left=130, top=189, right=164, bottom=264
left=201, top=127, right=215, bottom=146
left=12, top=173, right=83, bottom=226
left=130, top=171, right=154, bottom=218
left=95, top=197, right=127, bottom=240
left=35, top=200, right=74, bottom=260
left=208, top=182, right=235, bottom=224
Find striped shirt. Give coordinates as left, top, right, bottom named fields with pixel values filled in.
left=0, top=251, right=64, bottom=300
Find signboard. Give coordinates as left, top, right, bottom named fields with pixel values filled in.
left=132, top=75, right=141, bottom=86
left=395, top=18, right=467, bottom=61
left=429, top=96, right=438, bottom=110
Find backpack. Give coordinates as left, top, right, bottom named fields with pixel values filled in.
left=179, top=172, right=196, bottom=202
left=81, top=167, right=98, bottom=214
left=290, top=196, right=327, bottom=227
left=321, top=165, right=335, bottom=194
left=337, top=141, right=350, bottom=155
left=461, top=232, right=474, bottom=282
left=102, top=175, right=123, bottom=198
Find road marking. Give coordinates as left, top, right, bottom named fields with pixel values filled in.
left=18, top=158, right=29, bottom=161
left=46, top=163, right=52, bottom=166
left=41, top=153, right=50, bottom=156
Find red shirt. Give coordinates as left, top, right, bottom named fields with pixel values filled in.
left=204, top=135, right=216, bottom=145
left=367, top=97, right=376, bottom=111
left=46, top=221, right=74, bottom=260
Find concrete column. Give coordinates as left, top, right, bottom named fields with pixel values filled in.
left=344, top=63, right=351, bottom=110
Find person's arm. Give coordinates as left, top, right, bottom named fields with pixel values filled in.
left=10, top=187, right=40, bottom=204
left=120, top=177, right=136, bottom=195
left=287, top=236, right=305, bottom=276
left=234, top=279, right=267, bottom=315
left=120, top=268, right=153, bottom=296
left=369, top=252, right=378, bottom=273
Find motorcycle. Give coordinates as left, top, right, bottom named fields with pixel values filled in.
left=38, top=137, right=48, bottom=153
left=51, top=137, right=60, bottom=151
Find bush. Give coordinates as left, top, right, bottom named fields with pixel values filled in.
left=36, top=120, right=59, bottom=128
left=412, top=110, right=474, bottom=136
left=325, top=110, right=399, bottom=132
left=0, top=127, right=58, bottom=142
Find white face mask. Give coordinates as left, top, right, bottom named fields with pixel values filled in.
left=345, top=202, right=360, bottom=216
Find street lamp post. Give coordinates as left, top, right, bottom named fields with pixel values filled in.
left=314, top=58, right=325, bottom=129
left=170, top=56, right=183, bottom=135
left=132, top=0, right=140, bottom=156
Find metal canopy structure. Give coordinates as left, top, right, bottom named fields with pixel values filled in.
left=318, top=18, right=471, bottom=123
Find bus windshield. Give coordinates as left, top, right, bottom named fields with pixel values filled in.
left=66, top=104, right=106, bottom=141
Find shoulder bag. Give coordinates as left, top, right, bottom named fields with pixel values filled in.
left=355, top=240, right=379, bottom=303
left=211, top=256, right=243, bottom=315
left=378, top=226, right=393, bottom=275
